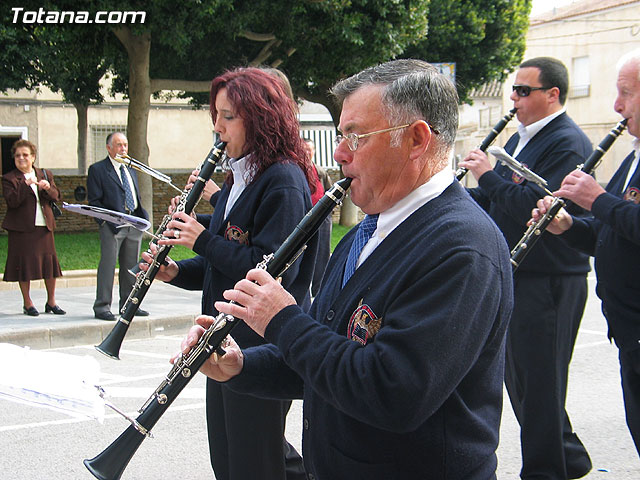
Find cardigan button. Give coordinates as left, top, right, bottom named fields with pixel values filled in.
left=326, top=310, right=335, bottom=322
left=304, top=418, right=309, bottom=430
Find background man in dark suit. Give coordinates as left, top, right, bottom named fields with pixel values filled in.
left=460, top=57, right=593, bottom=479
left=87, top=132, right=149, bottom=321
left=533, top=48, right=640, bottom=457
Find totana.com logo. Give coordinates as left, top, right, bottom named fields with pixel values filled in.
left=11, top=7, right=146, bottom=24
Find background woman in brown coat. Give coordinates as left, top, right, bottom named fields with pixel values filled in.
left=2, top=139, right=65, bottom=316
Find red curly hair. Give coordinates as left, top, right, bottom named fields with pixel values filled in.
left=209, top=67, right=315, bottom=193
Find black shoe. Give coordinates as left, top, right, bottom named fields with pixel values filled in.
left=134, top=309, right=150, bottom=317
left=95, top=311, right=116, bottom=321
left=23, top=306, right=39, bottom=316
left=45, top=303, right=66, bottom=315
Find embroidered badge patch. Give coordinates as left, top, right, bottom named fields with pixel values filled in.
left=347, top=299, right=382, bottom=345
left=624, top=187, right=640, bottom=204
left=511, top=163, right=529, bottom=185
left=225, top=222, right=250, bottom=244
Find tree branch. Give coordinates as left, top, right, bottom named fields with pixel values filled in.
left=150, top=78, right=211, bottom=93
left=249, top=38, right=280, bottom=66
left=239, top=31, right=276, bottom=42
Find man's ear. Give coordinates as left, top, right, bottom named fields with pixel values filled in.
left=547, top=86, right=561, bottom=105
left=408, top=120, right=433, bottom=160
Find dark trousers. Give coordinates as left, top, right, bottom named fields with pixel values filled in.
left=619, top=347, right=640, bottom=456
left=505, top=273, right=592, bottom=479
left=94, top=223, right=142, bottom=314
left=206, top=378, right=305, bottom=480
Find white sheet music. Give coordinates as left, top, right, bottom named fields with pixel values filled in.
left=0, top=343, right=105, bottom=422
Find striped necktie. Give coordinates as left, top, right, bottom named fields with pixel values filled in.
left=120, top=165, right=135, bottom=213
left=342, top=214, right=379, bottom=287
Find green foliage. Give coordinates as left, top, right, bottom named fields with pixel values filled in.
left=0, top=226, right=350, bottom=273
left=0, top=0, right=531, bottom=155
left=0, top=2, right=111, bottom=105
left=330, top=223, right=352, bottom=252
left=403, top=0, right=532, bottom=103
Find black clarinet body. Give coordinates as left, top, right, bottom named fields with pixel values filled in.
left=510, top=119, right=627, bottom=269
left=455, top=108, right=517, bottom=181
left=95, top=141, right=227, bottom=360
left=84, top=177, right=352, bottom=480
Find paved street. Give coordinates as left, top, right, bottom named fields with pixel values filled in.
left=0, top=272, right=639, bottom=478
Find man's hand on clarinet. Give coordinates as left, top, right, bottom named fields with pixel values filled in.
left=170, top=316, right=244, bottom=382
left=214, top=268, right=296, bottom=338
left=554, top=170, right=605, bottom=211
left=458, top=148, right=493, bottom=181
left=530, top=196, right=573, bottom=235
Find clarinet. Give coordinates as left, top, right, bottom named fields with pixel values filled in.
left=455, top=108, right=517, bottom=181
left=95, top=141, right=227, bottom=360
left=510, top=119, right=627, bottom=270
left=84, top=177, right=352, bottom=480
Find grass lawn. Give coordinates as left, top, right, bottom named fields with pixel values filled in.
left=0, top=223, right=352, bottom=273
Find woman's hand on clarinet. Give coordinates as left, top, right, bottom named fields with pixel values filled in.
left=171, top=317, right=244, bottom=382
left=530, top=196, right=573, bottom=234
left=184, top=169, right=220, bottom=202
left=139, top=243, right=179, bottom=282
left=159, top=210, right=204, bottom=250
left=214, top=268, right=296, bottom=338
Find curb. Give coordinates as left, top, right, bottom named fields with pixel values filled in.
left=0, top=314, right=197, bottom=350
left=0, top=269, right=122, bottom=291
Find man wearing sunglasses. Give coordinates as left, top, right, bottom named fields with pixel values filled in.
left=459, top=57, right=593, bottom=479
left=532, top=49, right=640, bottom=459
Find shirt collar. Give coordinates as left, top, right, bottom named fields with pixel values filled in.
left=108, top=155, right=122, bottom=171
left=375, top=168, right=453, bottom=241
left=517, top=107, right=566, bottom=143
left=229, top=154, right=251, bottom=186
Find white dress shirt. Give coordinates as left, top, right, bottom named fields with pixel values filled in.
left=356, top=168, right=454, bottom=268
left=109, top=156, right=139, bottom=210
left=24, top=170, right=46, bottom=226
left=512, top=107, right=566, bottom=158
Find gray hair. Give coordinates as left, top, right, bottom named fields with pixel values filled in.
left=330, top=59, right=459, bottom=158
left=617, top=49, right=640, bottom=79
left=106, top=131, right=127, bottom=147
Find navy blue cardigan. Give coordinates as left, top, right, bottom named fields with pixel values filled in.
left=228, top=181, right=513, bottom=479
left=170, top=161, right=316, bottom=348
left=563, top=151, right=640, bottom=351
left=469, top=112, right=592, bottom=275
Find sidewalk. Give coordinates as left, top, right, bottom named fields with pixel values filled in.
left=0, top=270, right=202, bottom=350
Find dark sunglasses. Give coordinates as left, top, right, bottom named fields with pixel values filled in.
left=512, top=85, right=552, bottom=97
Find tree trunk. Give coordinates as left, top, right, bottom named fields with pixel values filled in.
left=73, top=102, right=88, bottom=174
left=113, top=27, right=153, bottom=227
left=303, top=90, right=359, bottom=227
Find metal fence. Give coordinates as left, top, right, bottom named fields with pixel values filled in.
left=301, top=128, right=338, bottom=169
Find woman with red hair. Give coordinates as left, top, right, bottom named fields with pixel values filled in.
left=147, top=67, right=315, bottom=479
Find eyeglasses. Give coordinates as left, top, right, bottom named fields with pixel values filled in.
left=334, top=122, right=438, bottom=152
left=512, top=84, right=552, bottom=97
